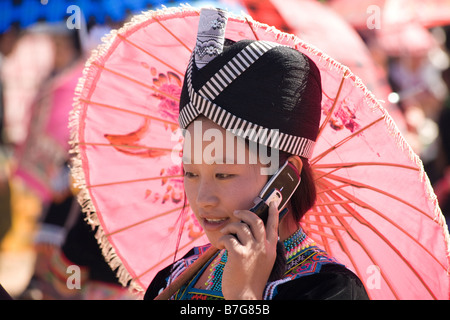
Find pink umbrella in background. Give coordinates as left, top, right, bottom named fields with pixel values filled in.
left=416, top=0, right=450, bottom=28
left=239, top=0, right=406, bottom=134
left=70, top=6, right=449, bottom=299
left=327, top=0, right=386, bottom=30
left=375, top=20, right=438, bottom=58
left=382, top=0, right=450, bottom=29
left=328, top=0, right=450, bottom=29
left=328, top=0, right=446, bottom=57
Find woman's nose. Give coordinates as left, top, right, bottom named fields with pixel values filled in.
left=196, top=179, right=219, bottom=208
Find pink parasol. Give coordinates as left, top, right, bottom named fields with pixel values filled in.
left=69, top=7, right=450, bottom=299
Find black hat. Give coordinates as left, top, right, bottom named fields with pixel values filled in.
left=179, top=8, right=322, bottom=159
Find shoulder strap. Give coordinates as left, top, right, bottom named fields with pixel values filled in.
left=154, top=246, right=218, bottom=300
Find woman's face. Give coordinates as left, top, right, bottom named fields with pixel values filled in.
left=182, top=117, right=268, bottom=248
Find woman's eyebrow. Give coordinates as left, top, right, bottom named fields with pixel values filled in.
left=182, top=154, right=240, bottom=165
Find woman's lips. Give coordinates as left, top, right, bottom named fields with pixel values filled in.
left=201, top=217, right=229, bottom=231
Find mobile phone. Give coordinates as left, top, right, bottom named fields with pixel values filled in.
left=249, top=161, right=301, bottom=225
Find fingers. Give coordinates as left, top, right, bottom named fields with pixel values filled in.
left=217, top=233, right=241, bottom=252
left=231, top=202, right=280, bottom=244
left=232, top=210, right=266, bottom=243
left=218, top=201, right=280, bottom=252
left=220, top=221, right=254, bottom=246
left=265, top=202, right=280, bottom=245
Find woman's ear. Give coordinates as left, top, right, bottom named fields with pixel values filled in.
left=287, top=155, right=303, bottom=175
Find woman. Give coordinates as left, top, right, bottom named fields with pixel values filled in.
left=144, top=8, right=368, bottom=300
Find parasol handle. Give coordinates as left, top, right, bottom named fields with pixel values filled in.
left=154, top=246, right=219, bottom=300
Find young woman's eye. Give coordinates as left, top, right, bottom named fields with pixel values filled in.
left=184, top=171, right=197, bottom=178
left=215, top=173, right=235, bottom=179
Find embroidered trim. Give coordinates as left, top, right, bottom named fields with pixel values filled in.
left=205, top=250, right=227, bottom=291
left=195, top=38, right=225, bottom=60
left=283, top=228, right=317, bottom=260
left=167, top=244, right=211, bottom=286
left=263, top=246, right=339, bottom=300
left=167, top=239, right=340, bottom=301
left=195, top=8, right=228, bottom=69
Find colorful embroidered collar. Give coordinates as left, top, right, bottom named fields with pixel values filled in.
left=168, top=228, right=339, bottom=300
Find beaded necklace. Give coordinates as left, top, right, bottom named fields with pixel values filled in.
left=201, top=228, right=314, bottom=293
left=204, top=250, right=227, bottom=291
left=283, top=228, right=315, bottom=260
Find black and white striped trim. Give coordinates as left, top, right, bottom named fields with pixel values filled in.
left=178, top=41, right=316, bottom=159
left=198, top=41, right=279, bottom=101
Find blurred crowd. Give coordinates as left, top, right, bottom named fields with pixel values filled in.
left=0, top=0, right=449, bottom=300
left=0, top=13, right=137, bottom=300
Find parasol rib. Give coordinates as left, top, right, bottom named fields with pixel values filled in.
left=316, top=71, right=348, bottom=140
left=316, top=192, right=366, bottom=282
left=86, top=174, right=183, bottom=188
left=315, top=184, right=400, bottom=299
left=318, top=174, right=448, bottom=272
left=313, top=162, right=419, bottom=171
left=303, top=209, right=333, bottom=253
left=316, top=184, right=349, bottom=194
left=302, top=218, right=347, bottom=231
left=105, top=206, right=184, bottom=237
left=316, top=170, right=434, bottom=220
left=152, top=17, right=192, bottom=52
left=315, top=191, right=373, bottom=297
left=91, top=62, right=180, bottom=102
left=245, top=17, right=260, bottom=40
left=311, top=116, right=385, bottom=165
left=117, top=34, right=184, bottom=75
left=314, top=200, right=353, bottom=206
left=317, top=178, right=440, bottom=299
left=314, top=167, right=343, bottom=182
left=79, top=142, right=179, bottom=153
left=307, top=210, right=352, bottom=217
left=313, top=162, right=419, bottom=185
left=79, top=99, right=178, bottom=126
left=301, top=227, right=338, bottom=241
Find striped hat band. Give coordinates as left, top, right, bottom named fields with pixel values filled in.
left=178, top=40, right=316, bottom=159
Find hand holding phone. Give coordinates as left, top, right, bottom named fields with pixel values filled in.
left=248, top=160, right=301, bottom=282
left=250, top=188, right=284, bottom=226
